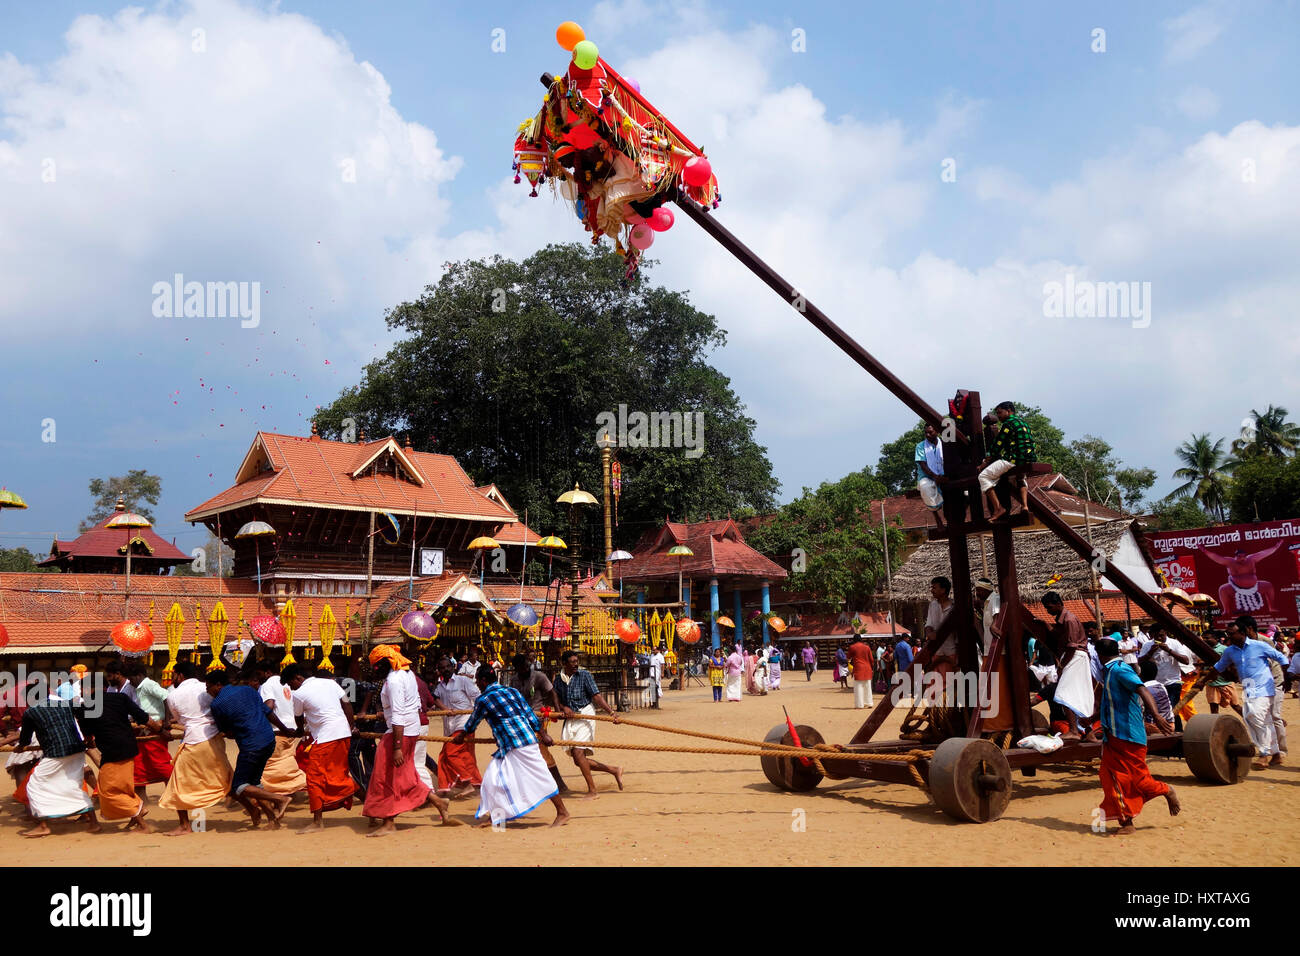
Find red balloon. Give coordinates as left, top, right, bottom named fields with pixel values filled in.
left=614, top=618, right=642, bottom=645
left=648, top=207, right=674, bottom=232
left=683, top=156, right=712, bottom=187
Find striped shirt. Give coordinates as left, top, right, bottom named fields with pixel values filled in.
left=463, top=683, right=539, bottom=757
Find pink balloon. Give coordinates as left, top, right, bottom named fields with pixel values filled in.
left=627, top=78, right=642, bottom=93
left=683, top=155, right=712, bottom=187
left=648, top=207, right=674, bottom=232
left=629, top=224, right=655, bottom=250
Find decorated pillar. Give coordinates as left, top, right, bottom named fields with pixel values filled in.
left=709, top=577, right=720, bottom=650
left=761, top=579, right=772, bottom=646
left=733, top=588, right=743, bottom=645
left=682, top=581, right=691, bottom=618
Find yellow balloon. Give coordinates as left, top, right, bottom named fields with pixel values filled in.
left=556, top=21, right=585, bottom=51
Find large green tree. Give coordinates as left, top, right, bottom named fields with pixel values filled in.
left=82, top=470, right=163, bottom=532
left=1146, top=497, right=1212, bottom=531
left=1170, top=433, right=1235, bottom=522
left=1226, top=455, right=1300, bottom=523
left=314, top=244, right=778, bottom=549
left=745, top=467, right=903, bottom=609
left=0, top=546, right=53, bottom=572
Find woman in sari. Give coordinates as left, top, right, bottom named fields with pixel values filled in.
left=767, top=645, right=782, bottom=691
left=744, top=646, right=759, bottom=695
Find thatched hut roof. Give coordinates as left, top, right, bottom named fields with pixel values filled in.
left=890, top=519, right=1140, bottom=602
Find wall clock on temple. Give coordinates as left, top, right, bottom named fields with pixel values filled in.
left=419, top=547, right=445, bottom=576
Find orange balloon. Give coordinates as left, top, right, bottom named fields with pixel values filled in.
left=556, top=21, right=585, bottom=51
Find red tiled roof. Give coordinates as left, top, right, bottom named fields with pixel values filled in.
left=184, top=432, right=519, bottom=523
left=620, top=518, right=787, bottom=582
left=0, top=573, right=274, bottom=653
left=1024, top=595, right=1195, bottom=626
left=783, top=610, right=909, bottom=640
left=38, top=516, right=191, bottom=565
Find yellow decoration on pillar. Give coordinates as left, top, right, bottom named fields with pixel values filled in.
left=148, top=599, right=156, bottom=624
left=281, top=599, right=298, bottom=666
left=194, top=601, right=202, bottom=652
left=206, top=602, right=229, bottom=672
left=318, top=604, right=337, bottom=673
left=163, top=602, right=185, bottom=684
left=238, top=601, right=245, bottom=626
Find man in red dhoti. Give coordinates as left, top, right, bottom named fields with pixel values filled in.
left=1096, top=638, right=1181, bottom=835
left=432, top=655, right=482, bottom=797
left=282, top=664, right=358, bottom=831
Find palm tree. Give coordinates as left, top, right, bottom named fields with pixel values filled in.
left=1232, top=405, right=1300, bottom=459
left=1171, top=434, right=1235, bottom=521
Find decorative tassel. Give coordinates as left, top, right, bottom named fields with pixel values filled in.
left=529, top=186, right=538, bottom=197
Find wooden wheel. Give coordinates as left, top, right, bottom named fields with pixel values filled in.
left=760, top=723, right=825, bottom=792
left=929, top=737, right=1012, bottom=823
left=1184, top=713, right=1254, bottom=784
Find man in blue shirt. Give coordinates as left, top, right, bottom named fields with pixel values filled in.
left=914, top=422, right=946, bottom=529
left=206, top=668, right=290, bottom=829
left=454, top=667, right=569, bottom=827
left=1096, top=638, right=1178, bottom=835
left=555, top=650, right=623, bottom=797
left=1215, top=616, right=1289, bottom=768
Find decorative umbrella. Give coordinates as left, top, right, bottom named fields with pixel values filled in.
left=0, top=622, right=8, bottom=650
left=607, top=549, right=633, bottom=603
left=614, top=618, right=641, bottom=645
left=378, top=512, right=402, bottom=545
left=768, top=615, right=788, bottom=634
left=507, top=603, right=539, bottom=627
left=1160, top=587, right=1194, bottom=607
left=0, top=488, right=27, bottom=511
left=399, top=607, right=440, bottom=642
left=1189, top=592, right=1219, bottom=608
left=675, top=619, right=701, bottom=644
left=666, top=544, right=693, bottom=607
left=111, top=620, right=155, bottom=657
left=106, top=500, right=152, bottom=604
left=468, top=536, right=500, bottom=587
left=716, top=615, right=735, bottom=629
left=247, top=614, right=287, bottom=646
left=539, top=615, right=570, bottom=640
left=536, top=535, right=566, bottom=578
left=235, top=521, right=277, bottom=595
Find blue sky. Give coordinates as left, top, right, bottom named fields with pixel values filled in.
left=2, top=0, right=1298, bottom=557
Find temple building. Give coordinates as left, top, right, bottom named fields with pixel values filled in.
left=38, top=503, right=193, bottom=575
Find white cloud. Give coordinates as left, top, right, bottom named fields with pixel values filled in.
left=1163, top=3, right=1227, bottom=63
left=1174, top=85, right=1220, bottom=120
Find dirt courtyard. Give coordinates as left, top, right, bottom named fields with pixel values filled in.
left=3, top=670, right=1295, bottom=867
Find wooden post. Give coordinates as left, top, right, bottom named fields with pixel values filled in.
left=991, top=522, right=1034, bottom=739
left=364, top=511, right=375, bottom=652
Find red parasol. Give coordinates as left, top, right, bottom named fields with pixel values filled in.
left=111, top=620, right=155, bottom=657
left=539, top=615, right=570, bottom=640
left=247, top=615, right=287, bottom=646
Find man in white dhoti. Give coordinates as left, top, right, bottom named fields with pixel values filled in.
left=1215, top=617, right=1289, bottom=769
left=914, top=423, right=946, bottom=530
left=453, top=667, right=569, bottom=827
left=16, top=697, right=99, bottom=837
left=554, top=650, right=624, bottom=796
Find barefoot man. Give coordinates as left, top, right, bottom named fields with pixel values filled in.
left=1199, top=542, right=1284, bottom=614
left=83, top=662, right=161, bottom=833
left=363, top=645, right=448, bottom=836
left=15, top=694, right=100, bottom=837
left=282, top=664, right=358, bottom=832
left=205, top=667, right=291, bottom=829
left=1096, top=637, right=1179, bottom=835
left=453, top=665, right=569, bottom=828
left=555, top=650, right=623, bottom=797
left=159, top=660, right=234, bottom=836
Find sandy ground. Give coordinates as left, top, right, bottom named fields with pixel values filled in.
left=3, top=671, right=1296, bottom=866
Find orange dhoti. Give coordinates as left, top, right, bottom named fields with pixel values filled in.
left=134, top=737, right=173, bottom=786
left=1098, top=736, right=1169, bottom=822
left=363, top=733, right=430, bottom=818
left=298, top=738, right=356, bottom=813
left=98, top=759, right=143, bottom=821
left=260, top=735, right=306, bottom=794
left=437, top=739, right=482, bottom=789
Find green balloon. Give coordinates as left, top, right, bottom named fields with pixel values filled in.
left=573, top=39, right=599, bottom=70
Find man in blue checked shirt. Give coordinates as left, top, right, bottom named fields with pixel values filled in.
left=453, top=668, right=569, bottom=827
left=555, top=650, right=624, bottom=797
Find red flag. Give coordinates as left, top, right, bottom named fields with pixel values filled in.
left=783, top=706, right=811, bottom=767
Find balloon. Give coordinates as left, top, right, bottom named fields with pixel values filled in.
left=629, top=224, right=654, bottom=249
left=573, top=39, right=599, bottom=70
left=683, top=155, right=712, bottom=187
left=556, top=21, right=585, bottom=51
left=626, top=77, right=641, bottom=93
left=648, top=206, right=674, bottom=232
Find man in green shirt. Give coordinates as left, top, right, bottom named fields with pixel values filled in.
left=126, top=662, right=174, bottom=801
left=1205, top=629, right=1243, bottom=716
left=979, top=401, right=1037, bottom=520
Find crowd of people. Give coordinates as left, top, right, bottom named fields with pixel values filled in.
left=0, top=643, right=633, bottom=837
